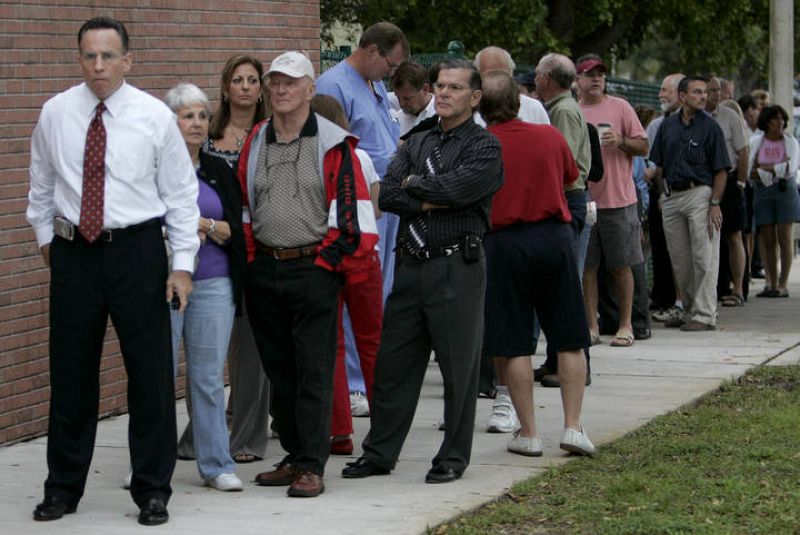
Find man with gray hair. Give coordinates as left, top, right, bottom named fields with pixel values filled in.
left=473, top=45, right=550, bottom=126
left=473, top=45, right=548, bottom=434
left=532, top=52, right=593, bottom=388
left=240, top=51, right=377, bottom=498
left=649, top=73, right=685, bottom=323
left=706, top=76, right=749, bottom=307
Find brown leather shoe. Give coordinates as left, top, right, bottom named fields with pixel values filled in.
left=287, top=471, right=324, bottom=497
left=680, top=320, right=716, bottom=332
left=255, top=462, right=299, bottom=486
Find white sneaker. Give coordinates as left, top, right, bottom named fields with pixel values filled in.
left=652, top=305, right=683, bottom=322
left=205, top=472, right=243, bottom=491
left=350, top=391, right=370, bottom=417
left=560, top=427, right=596, bottom=456
left=507, top=430, right=543, bottom=457
left=486, top=394, right=519, bottom=433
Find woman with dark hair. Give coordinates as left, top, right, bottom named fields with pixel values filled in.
left=165, top=83, right=246, bottom=490
left=747, top=105, right=800, bottom=298
left=205, top=54, right=269, bottom=165
left=177, top=54, right=271, bottom=465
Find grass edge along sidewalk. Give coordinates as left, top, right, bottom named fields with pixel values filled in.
left=431, top=364, right=800, bottom=535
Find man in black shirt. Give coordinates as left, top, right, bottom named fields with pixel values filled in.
left=651, top=76, right=730, bottom=331
left=342, top=59, right=503, bottom=484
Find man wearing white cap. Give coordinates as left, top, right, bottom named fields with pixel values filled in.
left=236, top=51, right=378, bottom=497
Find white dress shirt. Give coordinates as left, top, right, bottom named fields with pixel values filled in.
left=474, top=93, right=551, bottom=127
left=388, top=93, right=438, bottom=136
left=27, top=82, right=200, bottom=272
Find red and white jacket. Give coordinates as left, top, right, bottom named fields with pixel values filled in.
left=237, top=113, right=378, bottom=282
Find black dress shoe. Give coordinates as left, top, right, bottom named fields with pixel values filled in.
left=425, top=465, right=462, bottom=484
left=540, top=371, right=592, bottom=388
left=138, top=498, right=169, bottom=526
left=341, top=457, right=391, bottom=478
left=533, top=365, right=554, bottom=382
left=33, top=496, right=76, bottom=521
left=634, top=328, right=651, bottom=340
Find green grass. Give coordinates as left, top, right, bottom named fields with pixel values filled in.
left=433, top=365, right=800, bottom=535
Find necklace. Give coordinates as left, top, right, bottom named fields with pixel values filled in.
left=228, top=123, right=251, bottom=149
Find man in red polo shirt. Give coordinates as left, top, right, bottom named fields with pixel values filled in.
left=480, top=72, right=595, bottom=457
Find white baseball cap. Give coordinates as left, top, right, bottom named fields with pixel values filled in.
left=268, top=51, right=315, bottom=80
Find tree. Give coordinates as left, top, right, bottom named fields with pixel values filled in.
left=320, top=0, right=798, bottom=87
left=321, top=0, right=650, bottom=65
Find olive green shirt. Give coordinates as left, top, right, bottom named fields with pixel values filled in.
left=545, top=91, right=591, bottom=191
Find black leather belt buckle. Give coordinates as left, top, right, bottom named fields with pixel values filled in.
left=670, top=181, right=692, bottom=192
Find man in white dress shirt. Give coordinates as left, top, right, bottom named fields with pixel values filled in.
left=472, top=46, right=550, bottom=127
left=26, top=16, right=199, bottom=526
left=388, top=62, right=437, bottom=136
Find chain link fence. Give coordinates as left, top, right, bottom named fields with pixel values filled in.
left=321, top=50, right=661, bottom=110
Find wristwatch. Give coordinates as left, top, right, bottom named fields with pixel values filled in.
left=710, top=198, right=721, bottom=206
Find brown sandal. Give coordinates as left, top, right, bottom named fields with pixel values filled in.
left=721, top=294, right=744, bottom=307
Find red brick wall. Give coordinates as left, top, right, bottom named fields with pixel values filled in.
left=0, top=0, right=320, bottom=445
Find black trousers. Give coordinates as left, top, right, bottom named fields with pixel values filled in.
left=597, top=259, right=652, bottom=334
left=245, top=253, right=342, bottom=475
left=363, top=252, right=485, bottom=475
left=649, top=185, right=676, bottom=309
left=45, top=224, right=176, bottom=508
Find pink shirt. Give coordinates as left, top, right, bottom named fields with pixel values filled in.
left=757, top=138, right=786, bottom=166
left=579, top=95, right=647, bottom=209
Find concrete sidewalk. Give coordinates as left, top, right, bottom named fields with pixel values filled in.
left=1, top=271, right=799, bottom=534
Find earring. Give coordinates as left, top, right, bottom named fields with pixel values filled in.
left=257, top=95, right=262, bottom=103
left=224, top=95, right=229, bottom=103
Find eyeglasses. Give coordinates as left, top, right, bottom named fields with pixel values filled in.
left=380, top=53, right=402, bottom=73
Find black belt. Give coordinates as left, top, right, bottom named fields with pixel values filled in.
left=54, top=216, right=160, bottom=242
left=398, top=243, right=461, bottom=260
left=565, top=189, right=586, bottom=197
left=256, top=241, right=321, bottom=260
left=668, top=180, right=697, bottom=192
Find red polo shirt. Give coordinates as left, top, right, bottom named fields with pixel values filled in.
left=487, top=119, right=576, bottom=230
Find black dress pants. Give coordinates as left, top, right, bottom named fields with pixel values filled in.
left=245, top=253, right=342, bottom=475
left=363, top=252, right=485, bottom=475
left=45, top=224, right=176, bottom=509
left=649, top=185, right=676, bottom=309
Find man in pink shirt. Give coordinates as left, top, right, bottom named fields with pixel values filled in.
left=576, top=55, right=649, bottom=347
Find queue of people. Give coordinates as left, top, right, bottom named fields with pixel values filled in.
left=26, top=15, right=798, bottom=526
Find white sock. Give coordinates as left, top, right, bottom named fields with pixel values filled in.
left=675, top=300, right=683, bottom=309
left=496, top=385, right=509, bottom=396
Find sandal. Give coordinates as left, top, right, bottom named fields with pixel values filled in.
left=609, top=330, right=634, bottom=347
left=721, top=294, right=744, bottom=307
left=589, top=331, right=602, bottom=346
left=756, top=287, right=779, bottom=298
left=233, top=453, right=261, bottom=464
left=776, top=288, right=789, bottom=298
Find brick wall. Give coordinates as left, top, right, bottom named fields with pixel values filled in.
left=0, top=0, right=320, bottom=445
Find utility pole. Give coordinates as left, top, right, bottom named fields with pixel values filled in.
left=770, top=0, right=794, bottom=131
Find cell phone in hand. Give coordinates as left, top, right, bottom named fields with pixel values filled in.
left=170, top=295, right=181, bottom=310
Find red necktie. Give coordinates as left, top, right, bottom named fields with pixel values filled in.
left=79, top=102, right=107, bottom=242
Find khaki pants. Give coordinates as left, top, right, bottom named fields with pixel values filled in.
left=661, top=185, right=720, bottom=325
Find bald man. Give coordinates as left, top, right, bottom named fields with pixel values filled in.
left=473, top=46, right=550, bottom=127
left=648, top=73, right=685, bottom=322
